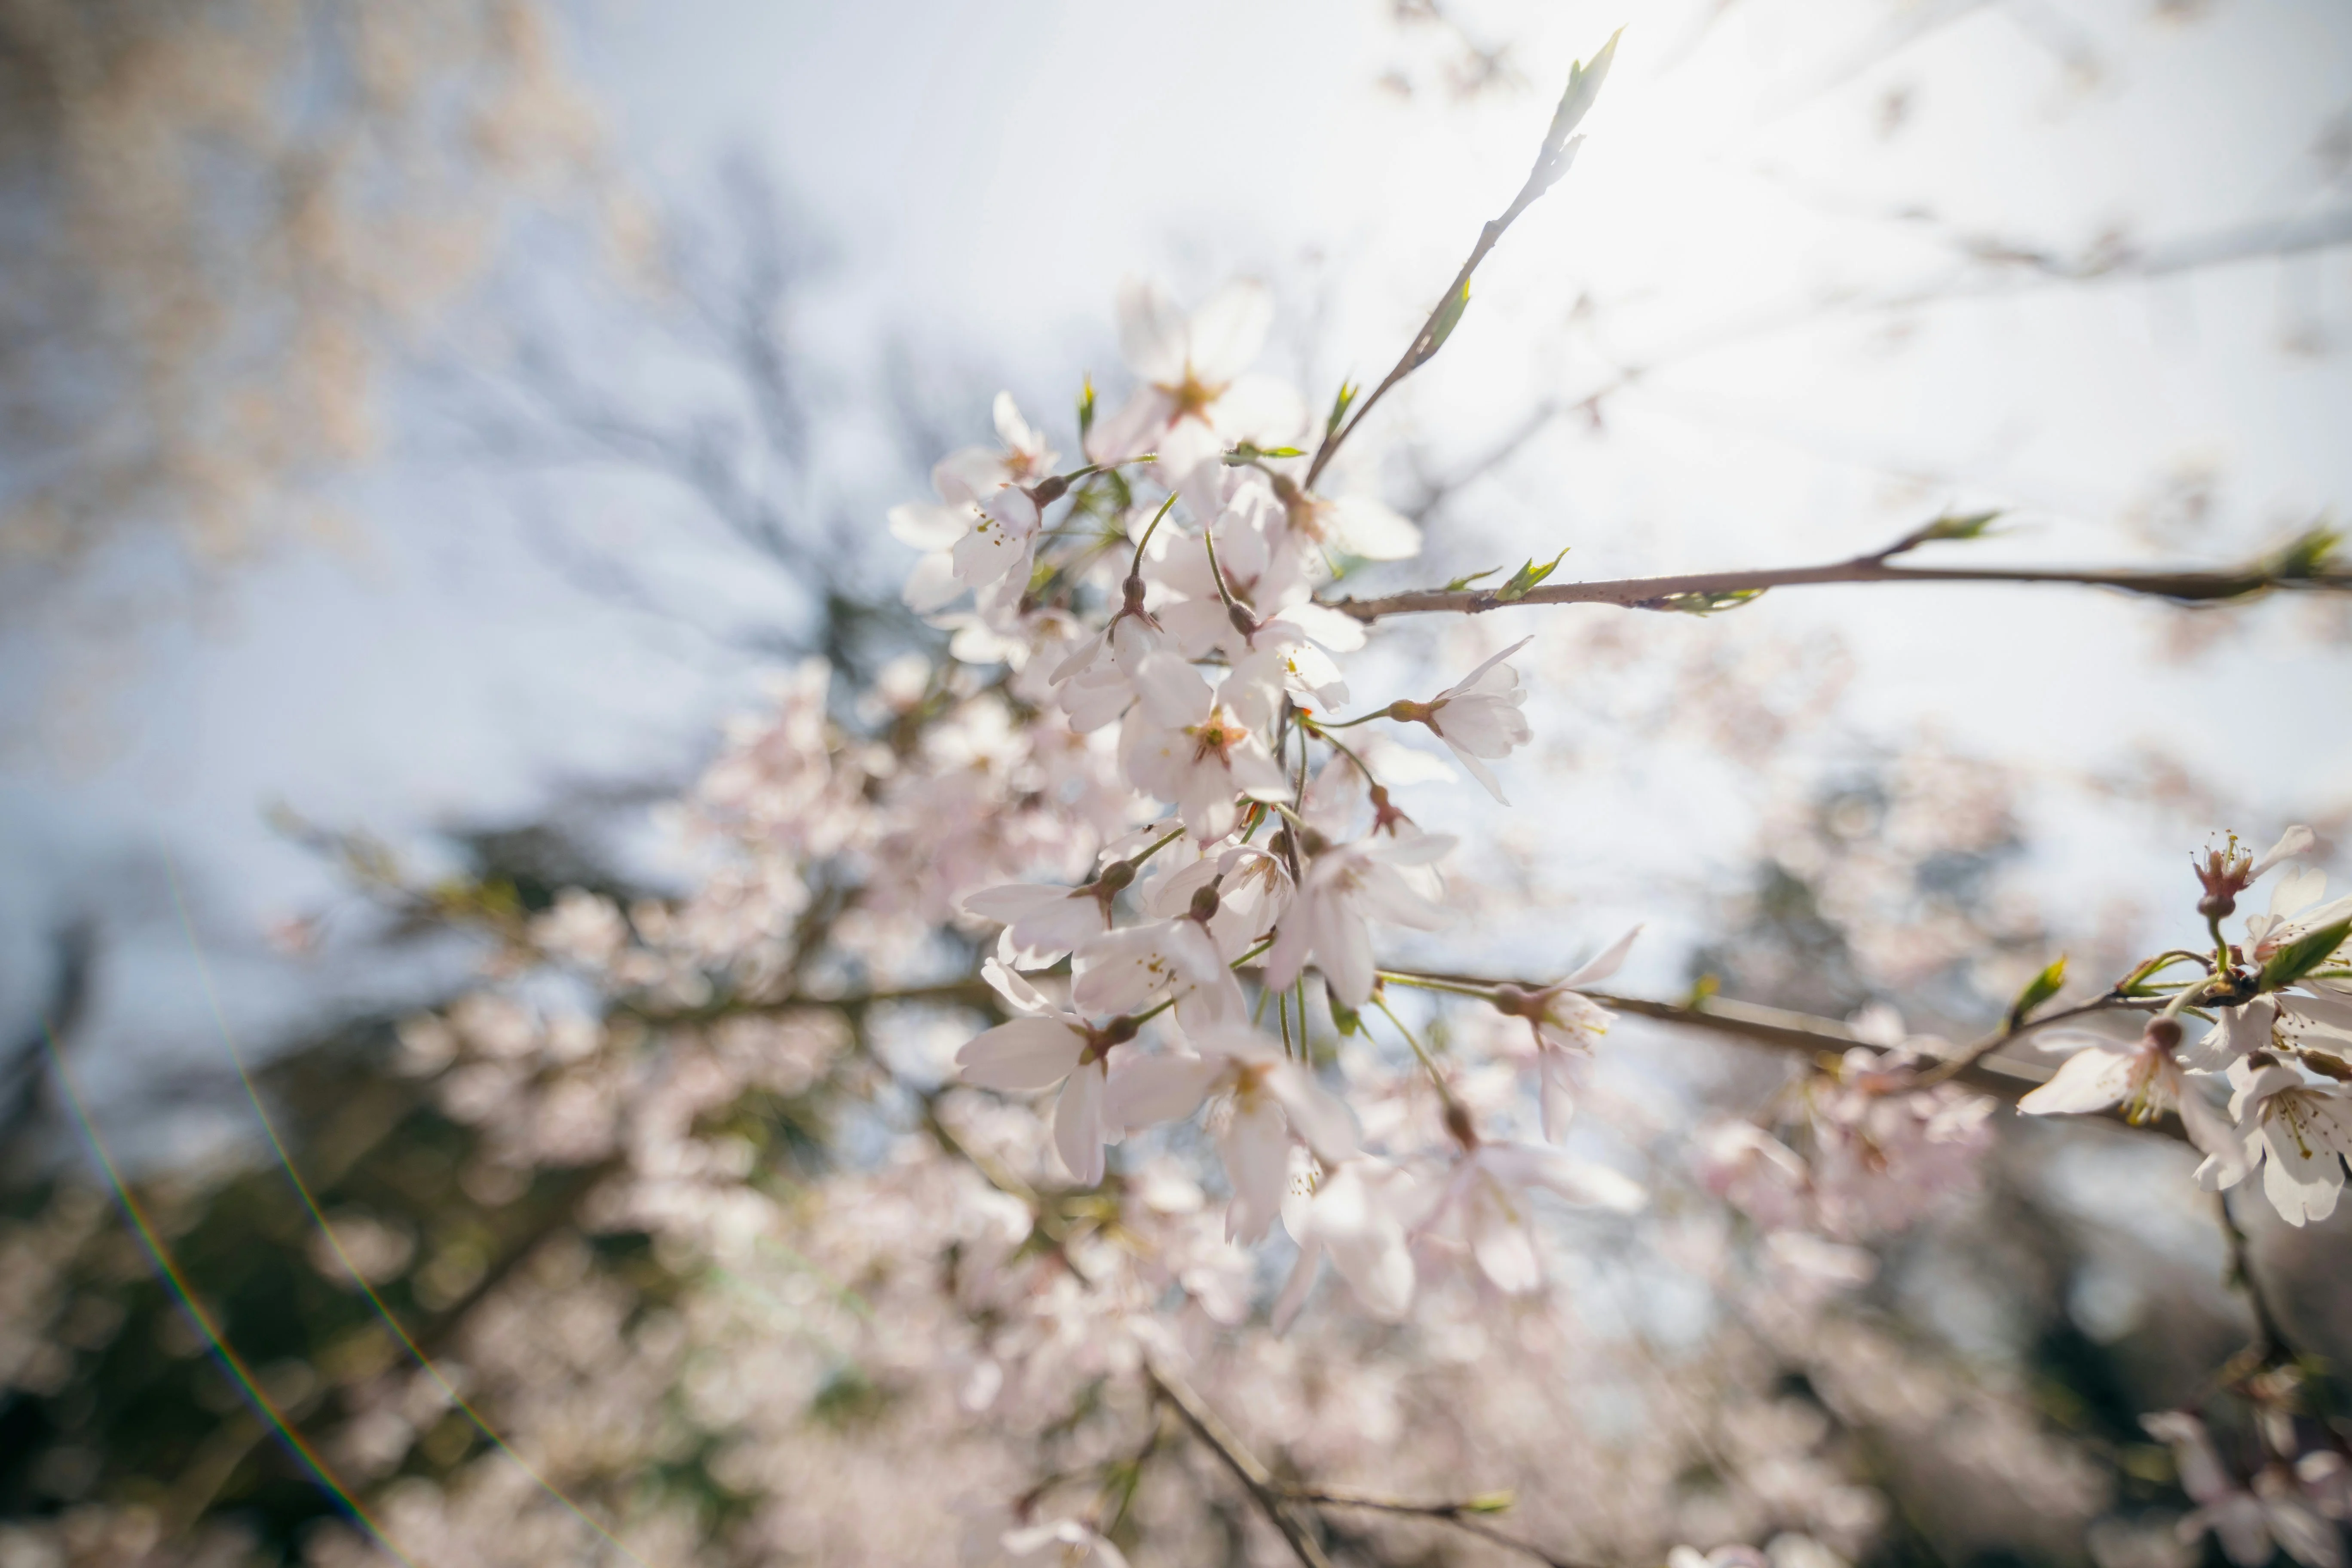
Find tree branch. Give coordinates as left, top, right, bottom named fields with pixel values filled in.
left=2212, top=1188, right=2297, bottom=1376
left=1147, top=1360, right=1336, bottom=1568
left=1326, top=536, right=2352, bottom=622
left=1305, top=37, right=1613, bottom=488
left=1384, top=967, right=2190, bottom=1141
left=1278, top=1487, right=1612, bottom=1568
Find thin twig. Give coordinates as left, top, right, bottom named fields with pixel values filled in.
left=1326, top=546, right=2352, bottom=623
left=1378, top=968, right=2186, bottom=1139
left=1146, top=1360, right=1335, bottom=1568
left=2213, top=1189, right=2295, bottom=1374
left=1280, top=1488, right=1612, bottom=1568
left=1304, top=42, right=1606, bottom=488
left=1910, top=995, right=2127, bottom=1087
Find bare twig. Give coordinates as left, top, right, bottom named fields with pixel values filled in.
left=1280, top=1487, right=1612, bottom=1568
left=1381, top=967, right=2189, bottom=1140
left=2213, top=1189, right=2295, bottom=1374
left=1305, top=36, right=1614, bottom=488
left=1146, top=1360, right=1335, bottom=1568
left=1909, top=995, right=2125, bottom=1087
left=1326, top=539, right=2352, bottom=623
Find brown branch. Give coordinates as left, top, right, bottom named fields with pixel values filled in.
left=1909, top=994, right=2127, bottom=1087
left=1326, top=547, right=2352, bottom=623
left=2213, top=1189, right=2297, bottom=1376
left=618, top=977, right=997, bottom=1027
left=1147, top=1359, right=1336, bottom=1568
left=1585, top=989, right=2190, bottom=1144
left=1280, top=1488, right=1612, bottom=1568
left=1386, top=967, right=2190, bottom=1141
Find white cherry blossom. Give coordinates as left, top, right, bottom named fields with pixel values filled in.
left=1395, top=637, right=1535, bottom=804
left=1104, top=1026, right=1358, bottom=1244
left=1425, top=1139, right=1645, bottom=1294
left=1272, top=1153, right=1429, bottom=1329
left=955, top=962, right=1121, bottom=1186
left=1262, top=830, right=1457, bottom=1008
left=1141, top=841, right=1295, bottom=961
left=964, top=880, right=1112, bottom=969
left=2144, top=1412, right=2344, bottom=1568
left=2017, top=1020, right=2236, bottom=1159
left=1001, top=1519, right=1130, bottom=1568
left=2197, top=1061, right=2352, bottom=1227
left=1071, top=916, right=1245, bottom=1030
left=888, top=394, right=1058, bottom=609
left=1491, top=926, right=1638, bottom=1139
left=1115, top=652, right=1289, bottom=841
left=1085, top=277, right=1305, bottom=481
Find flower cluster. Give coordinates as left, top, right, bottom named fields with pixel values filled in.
left=2015, top=826, right=2352, bottom=1227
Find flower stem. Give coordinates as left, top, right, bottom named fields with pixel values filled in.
left=1378, top=970, right=1499, bottom=1001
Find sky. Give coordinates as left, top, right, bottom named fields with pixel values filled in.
left=4, top=0, right=2350, bottom=1142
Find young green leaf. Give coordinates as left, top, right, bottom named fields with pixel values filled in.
left=1655, top=587, right=1766, bottom=616
left=2006, top=955, right=2066, bottom=1032
left=1495, top=547, right=1569, bottom=602
left=1920, top=510, right=2003, bottom=543
left=1419, top=279, right=1472, bottom=363
left=2265, top=524, right=2343, bottom=580
left=1325, top=379, right=1358, bottom=439
left=1546, top=28, right=1622, bottom=150
left=2258, top=917, right=2352, bottom=993
left=1442, top=566, right=1504, bottom=592
left=1078, top=374, right=1096, bottom=440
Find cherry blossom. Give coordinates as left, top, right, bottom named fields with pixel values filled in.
left=1272, top=1154, right=1428, bottom=1329
left=955, top=962, right=1125, bottom=1186
left=1084, top=278, right=1304, bottom=480
left=1071, top=917, right=1246, bottom=1030
left=1115, top=652, right=1289, bottom=841
left=1391, top=637, right=1536, bottom=803
left=1262, top=829, right=1457, bottom=1008
left=888, top=396, right=1058, bottom=609
left=964, top=879, right=1113, bottom=970
left=2197, top=1061, right=2352, bottom=1227
left=1104, top=1025, right=1358, bottom=1244
left=1001, top=1519, right=1131, bottom=1568
left=2017, top=1019, right=2235, bottom=1158
left=2143, top=1412, right=2344, bottom=1568
left=1490, top=925, right=1639, bottom=1139
left=1426, top=1139, right=1645, bottom=1294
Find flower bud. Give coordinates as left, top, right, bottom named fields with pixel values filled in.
left=1443, top=1099, right=1480, bottom=1150
left=2144, top=1017, right=2183, bottom=1054
left=1490, top=983, right=1536, bottom=1020
left=1187, top=883, right=1222, bottom=923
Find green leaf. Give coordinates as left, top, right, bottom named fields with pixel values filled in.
left=1078, top=374, right=1095, bottom=440
left=1460, top=1491, right=1516, bottom=1515
left=2006, top=955, right=2066, bottom=1032
left=1420, top=278, right=1472, bottom=363
left=1223, top=443, right=1304, bottom=465
left=2265, top=524, right=2342, bottom=580
left=1919, top=510, right=2003, bottom=544
left=1495, top=547, right=1569, bottom=602
left=1655, top=587, right=1766, bottom=616
left=2259, top=917, right=2352, bottom=993
left=1442, top=565, right=1503, bottom=592
left=1325, top=379, right=1358, bottom=439
left=1547, top=28, right=1622, bottom=147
